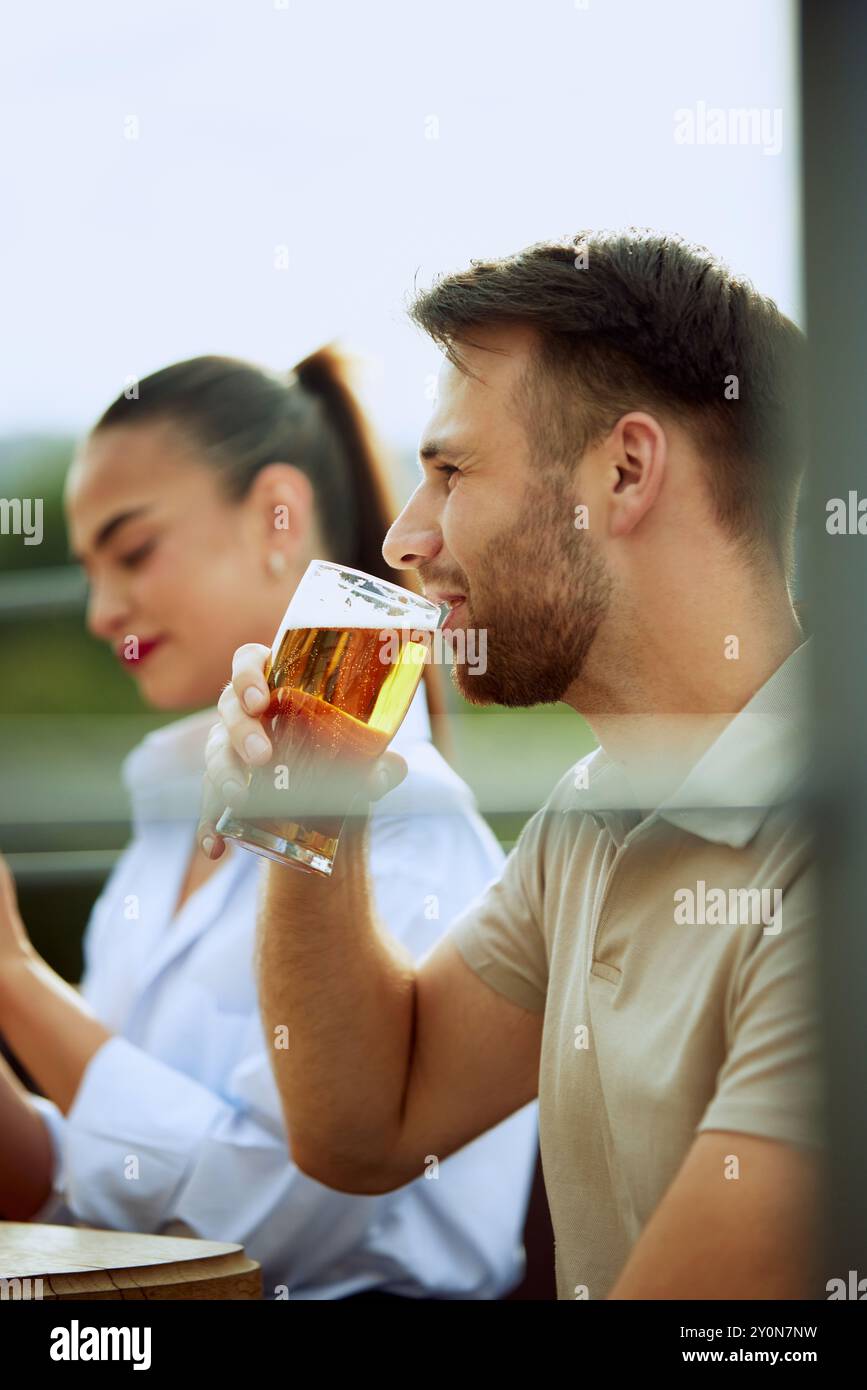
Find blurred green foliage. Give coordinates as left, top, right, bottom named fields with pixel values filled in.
left=1, top=615, right=157, bottom=717
left=0, top=436, right=79, bottom=571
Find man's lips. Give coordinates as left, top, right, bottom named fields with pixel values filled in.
left=425, top=588, right=465, bottom=611
left=117, top=636, right=166, bottom=665
left=441, top=598, right=467, bottom=631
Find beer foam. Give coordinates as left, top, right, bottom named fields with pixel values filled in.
left=271, top=561, right=441, bottom=654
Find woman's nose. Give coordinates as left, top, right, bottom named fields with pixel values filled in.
left=86, top=577, right=133, bottom=644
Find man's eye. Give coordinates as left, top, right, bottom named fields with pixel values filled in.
left=119, top=540, right=155, bottom=568
left=436, top=464, right=460, bottom=480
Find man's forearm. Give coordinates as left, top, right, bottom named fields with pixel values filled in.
left=257, top=818, right=418, bottom=1191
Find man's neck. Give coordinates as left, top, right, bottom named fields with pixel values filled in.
left=564, top=581, right=804, bottom=804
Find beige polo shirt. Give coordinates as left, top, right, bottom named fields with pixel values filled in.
left=449, top=640, right=822, bottom=1300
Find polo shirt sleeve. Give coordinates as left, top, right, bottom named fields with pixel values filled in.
left=696, top=869, right=823, bottom=1150
left=447, top=802, right=550, bottom=1015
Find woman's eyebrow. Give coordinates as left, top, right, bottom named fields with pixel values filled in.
left=69, top=505, right=152, bottom=563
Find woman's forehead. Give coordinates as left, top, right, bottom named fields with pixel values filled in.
left=65, top=423, right=211, bottom=550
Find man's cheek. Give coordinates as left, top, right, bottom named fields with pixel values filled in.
left=443, top=507, right=477, bottom=575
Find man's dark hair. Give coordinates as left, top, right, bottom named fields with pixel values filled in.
left=409, top=229, right=807, bottom=578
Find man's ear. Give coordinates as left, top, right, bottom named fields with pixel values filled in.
left=247, top=462, right=316, bottom=548
left=607, top=412, right=667, bottom=539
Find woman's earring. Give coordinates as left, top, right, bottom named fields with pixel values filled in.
left=267, top=551, right=288, bottom=576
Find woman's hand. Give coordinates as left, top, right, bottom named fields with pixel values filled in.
left=0, top=851, right=37, bottom=978
left=197, top=641, right=407, bottom=860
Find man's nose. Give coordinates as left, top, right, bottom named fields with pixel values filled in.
left=382, top=492, right=441, bottom=572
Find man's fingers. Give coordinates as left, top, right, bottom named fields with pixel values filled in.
left=197, top=763, right=228, bottom=859
left=361, top=751, right=408, bottom=804
left=210, top=749, right=250, bottom=810
left=197, top=818, right=226, bottom=861
left=198, top=764, right=232, bottom=858
left=204, top=721, right=247, bottom=793
left=198, top=722, right=251, bottom=858
left=198, top=642, right=271, bottom=860
left=202, top=645, right=408, bottom=853
left=231, top=643, right=272, bottom=714
left=217, top=679, right=273, bottom=766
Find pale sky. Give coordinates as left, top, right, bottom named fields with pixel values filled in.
left=1, top=0, right=800, bottom=455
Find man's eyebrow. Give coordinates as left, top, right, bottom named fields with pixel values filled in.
left=69, top=505, right=152, bottom=563
left=418, top=440, right=466, bottom=464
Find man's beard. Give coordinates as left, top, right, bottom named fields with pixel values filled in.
left=450, top=472, right=613, bottom=708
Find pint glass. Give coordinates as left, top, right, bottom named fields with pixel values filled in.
left=215, top=560, right=441, bottom=875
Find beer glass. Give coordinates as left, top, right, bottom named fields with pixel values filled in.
left=215, top=560, right=441, bottom=875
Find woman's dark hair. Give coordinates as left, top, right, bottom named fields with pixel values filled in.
left=91, top=346, right=449, bottom=752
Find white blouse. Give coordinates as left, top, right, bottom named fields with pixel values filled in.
left=30, top=686, right=539, bottom=1299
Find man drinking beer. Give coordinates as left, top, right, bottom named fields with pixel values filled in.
left=199, top=230, right=821, bottom=1300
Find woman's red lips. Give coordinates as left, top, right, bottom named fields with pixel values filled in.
left=117, top=636, right=165, bottom=665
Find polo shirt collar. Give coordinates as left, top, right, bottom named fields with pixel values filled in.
left=574, top=639, right=810, bottom=850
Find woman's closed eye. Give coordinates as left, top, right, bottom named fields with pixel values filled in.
left=118, top=539, right=156, bottom=568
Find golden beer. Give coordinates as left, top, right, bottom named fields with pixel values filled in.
left=217, top=561, right=440, bottom=874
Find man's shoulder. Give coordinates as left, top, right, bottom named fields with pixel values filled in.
left=495, top=749, right=606, bottom=880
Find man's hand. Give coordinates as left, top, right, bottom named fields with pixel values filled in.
left=197, top=641, right=408, bottom=859
left=607, top=1130, right=821, bottom=1299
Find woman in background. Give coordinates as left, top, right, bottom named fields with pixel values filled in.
left=0, top=347, right=538, bottom=1299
